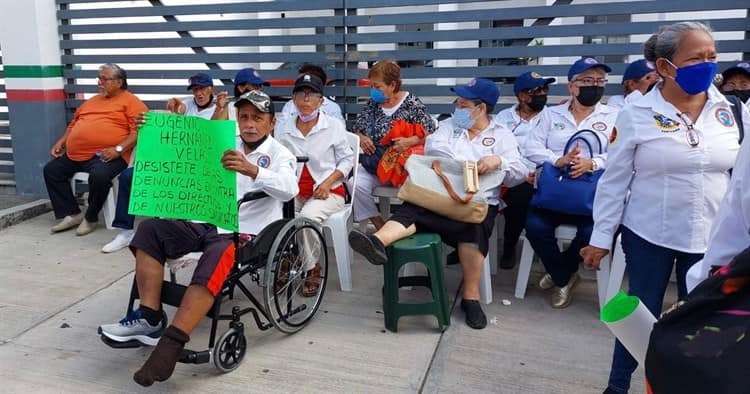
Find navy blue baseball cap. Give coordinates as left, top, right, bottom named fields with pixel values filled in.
left=187, top=72, right=213, bottom=90
left=234, top=67, right=270, bottom=87
left=514, top=71, right=556, bottom=95
left=451, top=78, right=500, bottom=106
left=722, top=62, right=750, bottom=82
left=568, top=57, right=612, bottom=81
left=623, top=59, right=656, bottom=81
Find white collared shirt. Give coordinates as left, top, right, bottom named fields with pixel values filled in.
left=274, top=112, right=355, bottom=190
left=217, top=136, right=299, bottom=235
left=607, top=90, right=645, bottom=110
left=686, top=101, right=750, bottom=291
left=277, top=97, right=345, bottom=128
left=524, top=101, right=618, bottom=170
left=183, top=98, right=216, bottom=120
left=425, top=118, right=528, bottom=206
left=494, top=104, right=546, bottom=172
left=589, top=84, right=743, bottom=253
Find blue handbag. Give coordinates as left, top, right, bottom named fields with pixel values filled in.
left=530, top=129, right=604, bottom=216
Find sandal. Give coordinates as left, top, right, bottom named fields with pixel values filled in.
left=302, top=263, right=322, bottom=297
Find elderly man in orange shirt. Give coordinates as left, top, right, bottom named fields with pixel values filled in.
left=44, top=63, right=148, bottom=235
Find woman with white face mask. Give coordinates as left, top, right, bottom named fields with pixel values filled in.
left=274, top=74, right=355, bottom=297
left=348, top=79, right=526, bottom=329
left=579, top=21, right=743, bottom=394
left=350, top=60, right=436, bottom=230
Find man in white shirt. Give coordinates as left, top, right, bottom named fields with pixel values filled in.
left=166, top=72, right=217, bottom=118
left=494, top=71, right=555, bottom=269
left=276, top=64, right=345, bottom=126
left=98, top=90, right=298, bottom=387
left=606, top=59, right=659, bottom=109
left=719, top=62, right=750, bottom=106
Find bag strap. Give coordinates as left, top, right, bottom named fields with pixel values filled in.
left=726, top=95, right=745, bottom=144
left=431, top=160, right=475, bottom=204
left=564, top=129, right=603, bottom=156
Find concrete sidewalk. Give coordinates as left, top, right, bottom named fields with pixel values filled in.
left=0, top=212, right=655, bottom=393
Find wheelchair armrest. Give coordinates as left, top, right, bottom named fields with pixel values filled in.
left=239, top=191, right=269, bottom=205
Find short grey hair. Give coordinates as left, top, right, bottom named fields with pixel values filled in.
left=99, top=63, right=128, bottom=89
left=644, top=21, right=713, bottom=62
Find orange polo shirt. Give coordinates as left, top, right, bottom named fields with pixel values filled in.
left=64, top=90, right=148, bottom=163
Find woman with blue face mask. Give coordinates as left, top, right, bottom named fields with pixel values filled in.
left=350, top=60, right=436, bottom=230
left=579, top=21, right=744, bottom=394
left=349, top=79, right=527, bottom=329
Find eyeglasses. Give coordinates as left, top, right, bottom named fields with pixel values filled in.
left=292, top=91, right=322, bottom=100
left=573, top=77, right=608, bottom=87
left=675, top=112, right=700, bottom=147
left=724, top=81, right=750, bottom=90
left=97, top=76, right=120, bottom=82
left=522, top=86, right=549, bottom=95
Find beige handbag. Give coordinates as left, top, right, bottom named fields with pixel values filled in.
left=397, top=155, right=494, bottom=224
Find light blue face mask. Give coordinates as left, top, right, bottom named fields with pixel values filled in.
left=452, top=107, right=478, bottom=129
left=369, top=88, right=387, bottom=104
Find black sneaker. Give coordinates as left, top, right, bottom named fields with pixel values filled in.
left=499, top=252, right=516, bottom=270
left=460, top=299, right=487, bottom=329
left=446, top=250, right=459, bottom=265
left=348, top=230, right=387, bottom=266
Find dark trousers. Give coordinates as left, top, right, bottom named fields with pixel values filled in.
left=524, top=206, right=593, bottom=287
left=43, top=154, right=127, bottom=223
left=607, top=226, right=703, bottom=393
left=112, top=167, right=135, bottom=230
left=502, top=182, right=534, bottom=257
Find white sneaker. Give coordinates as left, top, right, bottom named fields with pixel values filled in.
left=101, top=229, right=135, bottom=253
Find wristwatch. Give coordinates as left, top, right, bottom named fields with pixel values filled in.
left=590, top=160, right=599, bottom=172
left=115, top=145, right=124, bottom=153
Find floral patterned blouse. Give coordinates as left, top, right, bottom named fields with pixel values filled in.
left=352, top=92, right=436, bottom=144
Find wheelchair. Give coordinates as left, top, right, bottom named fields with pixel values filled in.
left=101, top=184, right=329, bottom=373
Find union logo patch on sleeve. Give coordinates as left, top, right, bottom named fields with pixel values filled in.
left=609, top=126, right=618, bottom=144
left=257, top=155, right=271, bottom=168
left=715, top=108, right=735, bottom=128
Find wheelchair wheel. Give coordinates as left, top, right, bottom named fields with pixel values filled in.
left=212, top=327, right=247, bottom=373
left=263, top=217, right=328, bottom=334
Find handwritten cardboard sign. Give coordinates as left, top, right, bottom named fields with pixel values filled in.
left=129, top=112, right=239, bottom=231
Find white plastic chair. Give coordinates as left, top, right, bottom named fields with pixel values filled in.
left=70, top=172, right=117, bottom=229
left=514, top=224, right=623, bottom=310
left=320, top=133, right=360, bottom=292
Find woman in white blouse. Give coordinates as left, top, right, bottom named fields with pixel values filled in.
left=580, top=22, right=741, bottom=394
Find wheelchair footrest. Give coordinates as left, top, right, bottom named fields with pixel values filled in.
left=178, top=349, right=210, bottom=364
left=100, top=334, right=143, bottom=349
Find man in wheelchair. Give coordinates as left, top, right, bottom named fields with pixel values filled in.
left=98, top=90, right=298, bottom=386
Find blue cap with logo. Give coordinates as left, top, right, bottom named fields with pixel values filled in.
left=450, top=78, right=500, bottom=106
left=568, top=57, right=612, bottom=81
left=722, top=62, right=750, bottom=82
left=187, top=72, right=213, bottom=90
left=623, top=59, right=656, bottom=81
left=234, top=67, right=270, bottom=87
left=514, top=71, right=556, bottom=95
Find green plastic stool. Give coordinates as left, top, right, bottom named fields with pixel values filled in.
left=383, top=233, right=450, bottom=332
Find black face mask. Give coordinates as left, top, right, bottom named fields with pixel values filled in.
left=727, top=89, right=750, bottom=103
left=242, top=134, right=268, bottom=151
left=527, top=95, right=548, bottom=112
left=576, top=86, right=604, bottom=107
left=195, top=94, right=214, bottom=110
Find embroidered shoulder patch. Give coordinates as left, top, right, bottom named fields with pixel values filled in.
left=609, top=126, right=618, bottom=144
left=715, top=108, right=735, bottom=128
left=592, top=121, right=607, bottom=132
left=482, top=137, right=496, bottom=146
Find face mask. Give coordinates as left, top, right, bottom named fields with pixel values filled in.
left=576, top=86, right=604, bottom=107
left=453, top=107, right=478, bottom=129
left=242, top=134, right=268, bottom=151
left=726, top=89, right=750, bottom=103
left=666, top=60, right=717, bottom=95
left=527, top=95, right=547, bottom=112
left=370, top=88, right=387, bottom=104
left=297, top=108, right=319, bottom=123
left=195, top=94, right=214, bottom=110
